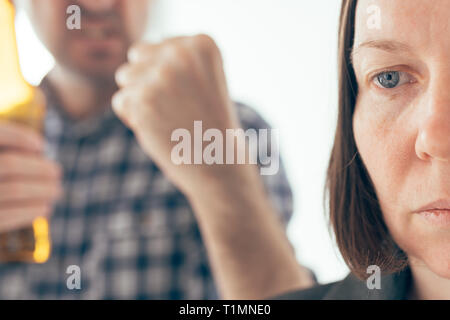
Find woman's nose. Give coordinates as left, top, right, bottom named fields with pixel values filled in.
left=75, top=0, right=118, bottom=12
left=415, top=70, right=450, bottom=162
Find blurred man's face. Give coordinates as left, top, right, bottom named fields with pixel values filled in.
left=23, top=0, right=151, bottom=80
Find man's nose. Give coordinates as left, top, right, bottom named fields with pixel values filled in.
left=415, top=67, right=450, bottom=162
left=75, top=0, right=118, bottom=12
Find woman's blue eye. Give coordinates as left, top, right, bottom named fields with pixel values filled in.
left=376, top=71, right=400, bottom=88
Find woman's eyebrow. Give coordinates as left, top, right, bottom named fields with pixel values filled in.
left=351, top=39, right=414, bottom=63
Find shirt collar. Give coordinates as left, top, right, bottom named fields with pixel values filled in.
left=323, top=267, right=412, bottom=300
left=39, top=76, right=120, bottom=140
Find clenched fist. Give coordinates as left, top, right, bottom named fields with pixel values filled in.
left=112, top=35, right=315, bottom=300
left=112, top=35, right=246, bottom=197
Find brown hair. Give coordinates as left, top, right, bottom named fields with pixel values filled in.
left=326, top=0, right=408, bottom=279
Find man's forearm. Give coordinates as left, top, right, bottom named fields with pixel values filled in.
left=187, top=165, right=315, bottom=300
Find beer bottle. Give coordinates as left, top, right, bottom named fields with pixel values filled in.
left=0, top=0, right=50, bottom=263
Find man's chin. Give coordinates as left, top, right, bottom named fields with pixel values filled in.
left=79, top=67, right=118, bottom=83
left=66, top=59, right=123, bottom=84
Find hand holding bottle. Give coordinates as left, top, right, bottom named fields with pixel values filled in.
left=0, top=122, right=62, bottom=234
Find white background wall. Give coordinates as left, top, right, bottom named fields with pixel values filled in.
left=16, top=0, right=349, bottom=284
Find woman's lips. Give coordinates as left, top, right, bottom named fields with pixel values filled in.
left=414, top=199, right=450, bottom=227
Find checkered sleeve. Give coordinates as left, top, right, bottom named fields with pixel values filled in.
left=235, top=102, right=294, bottom=227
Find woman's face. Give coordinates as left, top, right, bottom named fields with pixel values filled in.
left=352, top=0, right=450, bottom=279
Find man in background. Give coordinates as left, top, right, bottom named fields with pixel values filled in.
left=0, top=0, right=313, bottom=299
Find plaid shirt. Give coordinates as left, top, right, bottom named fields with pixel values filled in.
left=0, top=78, right=293, bottom=300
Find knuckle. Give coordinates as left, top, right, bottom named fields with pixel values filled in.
left=0, top=153, right=16, bottom=169
left=128, top=42, right=148, bottom=60
left=36, top=204, right=51, bottom=217
left=8, top=181, right=22, bottom=196
left=112, top=90, right=128, bottom=114
left=0, top=122, right=40, bottom=148
left=50, top=184, right=62, bottom=199
left=168, top=43, right=190, bottom=61
left=193, top=34, right=218, bottom=53
left=115, top=63, right=132, bottom=85
left=46, top=160, right=63, bottom=177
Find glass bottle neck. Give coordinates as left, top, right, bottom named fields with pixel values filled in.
left=0, top=0, right=33, bottom=110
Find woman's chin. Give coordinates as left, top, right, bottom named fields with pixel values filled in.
left=409, top=248, right=450, bottom=280
left=426, top=259, right=450, bottom=280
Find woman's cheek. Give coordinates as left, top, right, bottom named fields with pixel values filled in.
left=353, top=94, right=413, bottom=221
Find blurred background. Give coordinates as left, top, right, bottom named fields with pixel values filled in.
left=16, top=0, right=349, bottom=284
